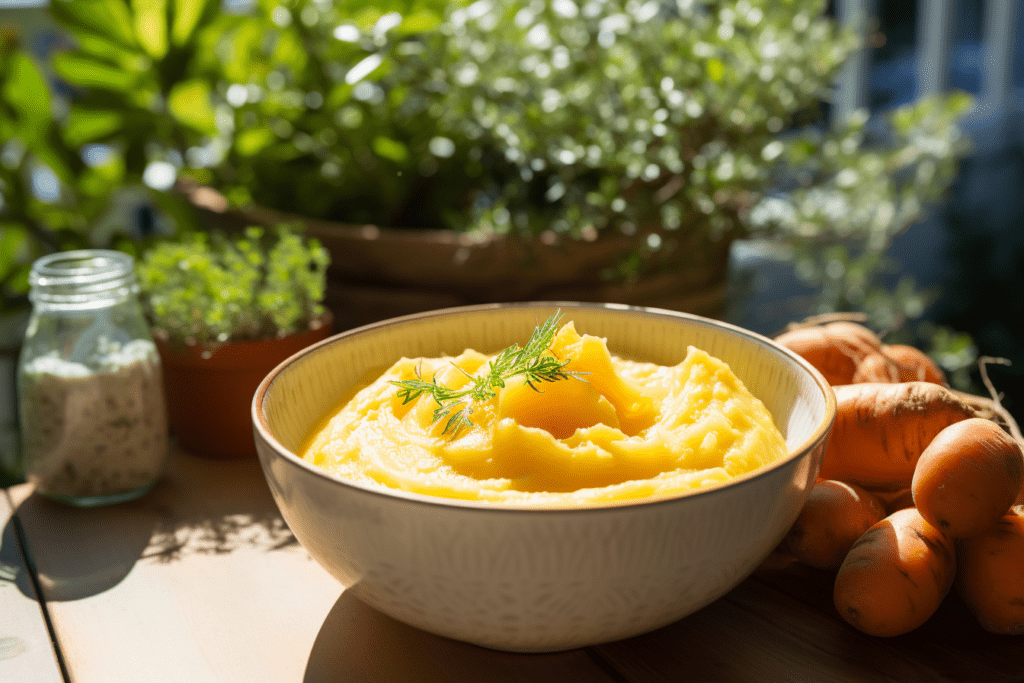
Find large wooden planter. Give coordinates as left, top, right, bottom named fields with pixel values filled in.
left=183, top=184, right=736, bottom=331
left=154, top=313, right=332, bottom=458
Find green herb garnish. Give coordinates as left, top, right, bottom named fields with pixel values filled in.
left=391, top=310, right=584, bottom=437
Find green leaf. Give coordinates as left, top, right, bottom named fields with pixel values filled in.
left=73, top=31, right=144, bottom=65
left=62, top=108, right=126, bottom=146
left=706, top=58, right=724, bottom=83
left=373, top=136, right=409, bottom=163
left=1, top=53, right=51, bottom=135
left=132, top=0, right=169, bottom=58
left=31, top=129, right=83, bottom=185
left=48, top=0, right=139, bottom=51
left=235, top=127, right=276, bottom=156
left=80, top=154, right=126, bottom=189
left=171, top=0, right=216, bottom=46
left=271, top=30, right=309, bottom=73
left=944, top=90, right=974, bottom=118
left=217, top=21, right=273, bottom=84
left=394, top=9, right=444, bottom=34
left=52, top=53, right=137, bottom=92
left=0, top=226, right=29, bottom=281
left=348, top=7, right=386, bottom=32
left=168, top=79, right=217, bottom=134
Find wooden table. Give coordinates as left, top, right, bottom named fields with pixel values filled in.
left=4, top=446, right=1024, bottom=683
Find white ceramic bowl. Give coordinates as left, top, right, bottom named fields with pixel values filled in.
left=252, top=303, right=835, bottom=652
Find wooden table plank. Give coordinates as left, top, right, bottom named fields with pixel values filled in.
left=0, top=488, right=65, bottom=683
left=748, top=556, right=1024, bottom=683
left=593, top=587, right=902, bottom=683
left=593, top=550, right=1024, bottom=683
left=305, top=591, right=618, bottom=682
left=9, top=448, right=342, bottom=683
left=9, top=447, right=617, bottom=683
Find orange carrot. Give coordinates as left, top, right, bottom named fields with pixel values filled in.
left=911, top=418, right=1024, bottom=538
left=882, top=344, right=947, bottom=384
left=784, top=480, right=886, bottom=570
left=851, top=351, right=900, bottom=383
left=852, top=345, right=946, bottom=385
left=869, top=487, right=915, bottom=515
left=955, top=505, right=1024, bottom=635
left=818, top=382, right=978, bottom=491
left=775, top=321, right=882, bottom=386
left=834, top=507, right=956, bottom=637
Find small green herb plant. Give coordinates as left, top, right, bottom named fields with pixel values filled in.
left=392, top=311, right=584, bottom=436
left=135, top=225, right=329, bottom=347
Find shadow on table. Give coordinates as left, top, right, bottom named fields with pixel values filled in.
left=6, top=490, right=156, bottom=601
left=138, top=445, right=297, bottom=563
left=303, top=591, right=612, bottom=683
left=7, top=445, right=299, bottom=602
left=0, top=514, right=40, bottom=601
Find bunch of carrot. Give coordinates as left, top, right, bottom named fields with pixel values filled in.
left=774, top=317, right=1024, bottom=638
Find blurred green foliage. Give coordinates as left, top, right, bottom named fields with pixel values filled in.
left=136, top=224, right=329, bottom=345
left=750, top=97, right=973, bottom=325
left=0, top=0, right=973, bottom=348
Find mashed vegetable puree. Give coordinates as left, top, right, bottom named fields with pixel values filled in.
left=300, top=321, right=788, bottom=505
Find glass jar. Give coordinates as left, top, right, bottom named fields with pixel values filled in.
left=17, top=250, right=169, bottom=506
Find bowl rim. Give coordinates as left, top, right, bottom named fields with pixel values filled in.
left=252, top=301, right=837, bottom=514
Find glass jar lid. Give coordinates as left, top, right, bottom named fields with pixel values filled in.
left=28, top=250, right=139, bottom=306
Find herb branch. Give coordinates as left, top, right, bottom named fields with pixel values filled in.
left=391, top=311, right=584, bottom=437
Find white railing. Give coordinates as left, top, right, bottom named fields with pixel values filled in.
left=837, top=0, right=1022, bottom=150
left=835, top=0, right=876, bottom=125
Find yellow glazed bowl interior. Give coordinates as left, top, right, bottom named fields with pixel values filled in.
left=252, top=302, right=836, bottom=652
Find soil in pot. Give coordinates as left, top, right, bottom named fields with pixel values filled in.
left=155, top=313, right=332, bottom=458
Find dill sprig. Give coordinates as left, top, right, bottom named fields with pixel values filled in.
left=391, top=310, right=584, bottom=437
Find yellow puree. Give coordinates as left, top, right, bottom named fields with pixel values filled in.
left=301, top=323, right=788, bottom=506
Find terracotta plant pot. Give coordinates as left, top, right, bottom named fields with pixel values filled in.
left=154, top=313, right=332, bottom=458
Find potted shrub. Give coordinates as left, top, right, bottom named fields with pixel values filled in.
left=7, top=0, right=973, bottom=331
left=135, top=225, right=332, bottom=457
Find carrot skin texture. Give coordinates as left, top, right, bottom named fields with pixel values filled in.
left=882, top=344, right=947, bottom=385
left=775, top=322, right=882, bottom=386
left=870, top=487, right=915, bottom=515
left=852, top=352, right=900, bottom=383
left=834, top=508, right=956, bottom=637
left=818, top=382, right=977, bottom=491
left=955, top=506, right=1024, bottom=635
left=851, top=345, right=946, bottom=385
left=912, top=418, right=1024, bottom=538
left=785, top=480, right=886, bottom=570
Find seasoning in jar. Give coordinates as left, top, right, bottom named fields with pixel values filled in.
left=17, top=250, right=169, bottom=506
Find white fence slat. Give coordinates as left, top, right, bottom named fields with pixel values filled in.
left=835, top=0, right=875, bottom=126
left=982, top=0, right=1020, bottom=114
left=916, top=0, right=955, bottom=96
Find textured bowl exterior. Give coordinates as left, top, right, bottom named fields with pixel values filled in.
left=253, top=303, right=835, bottom=652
